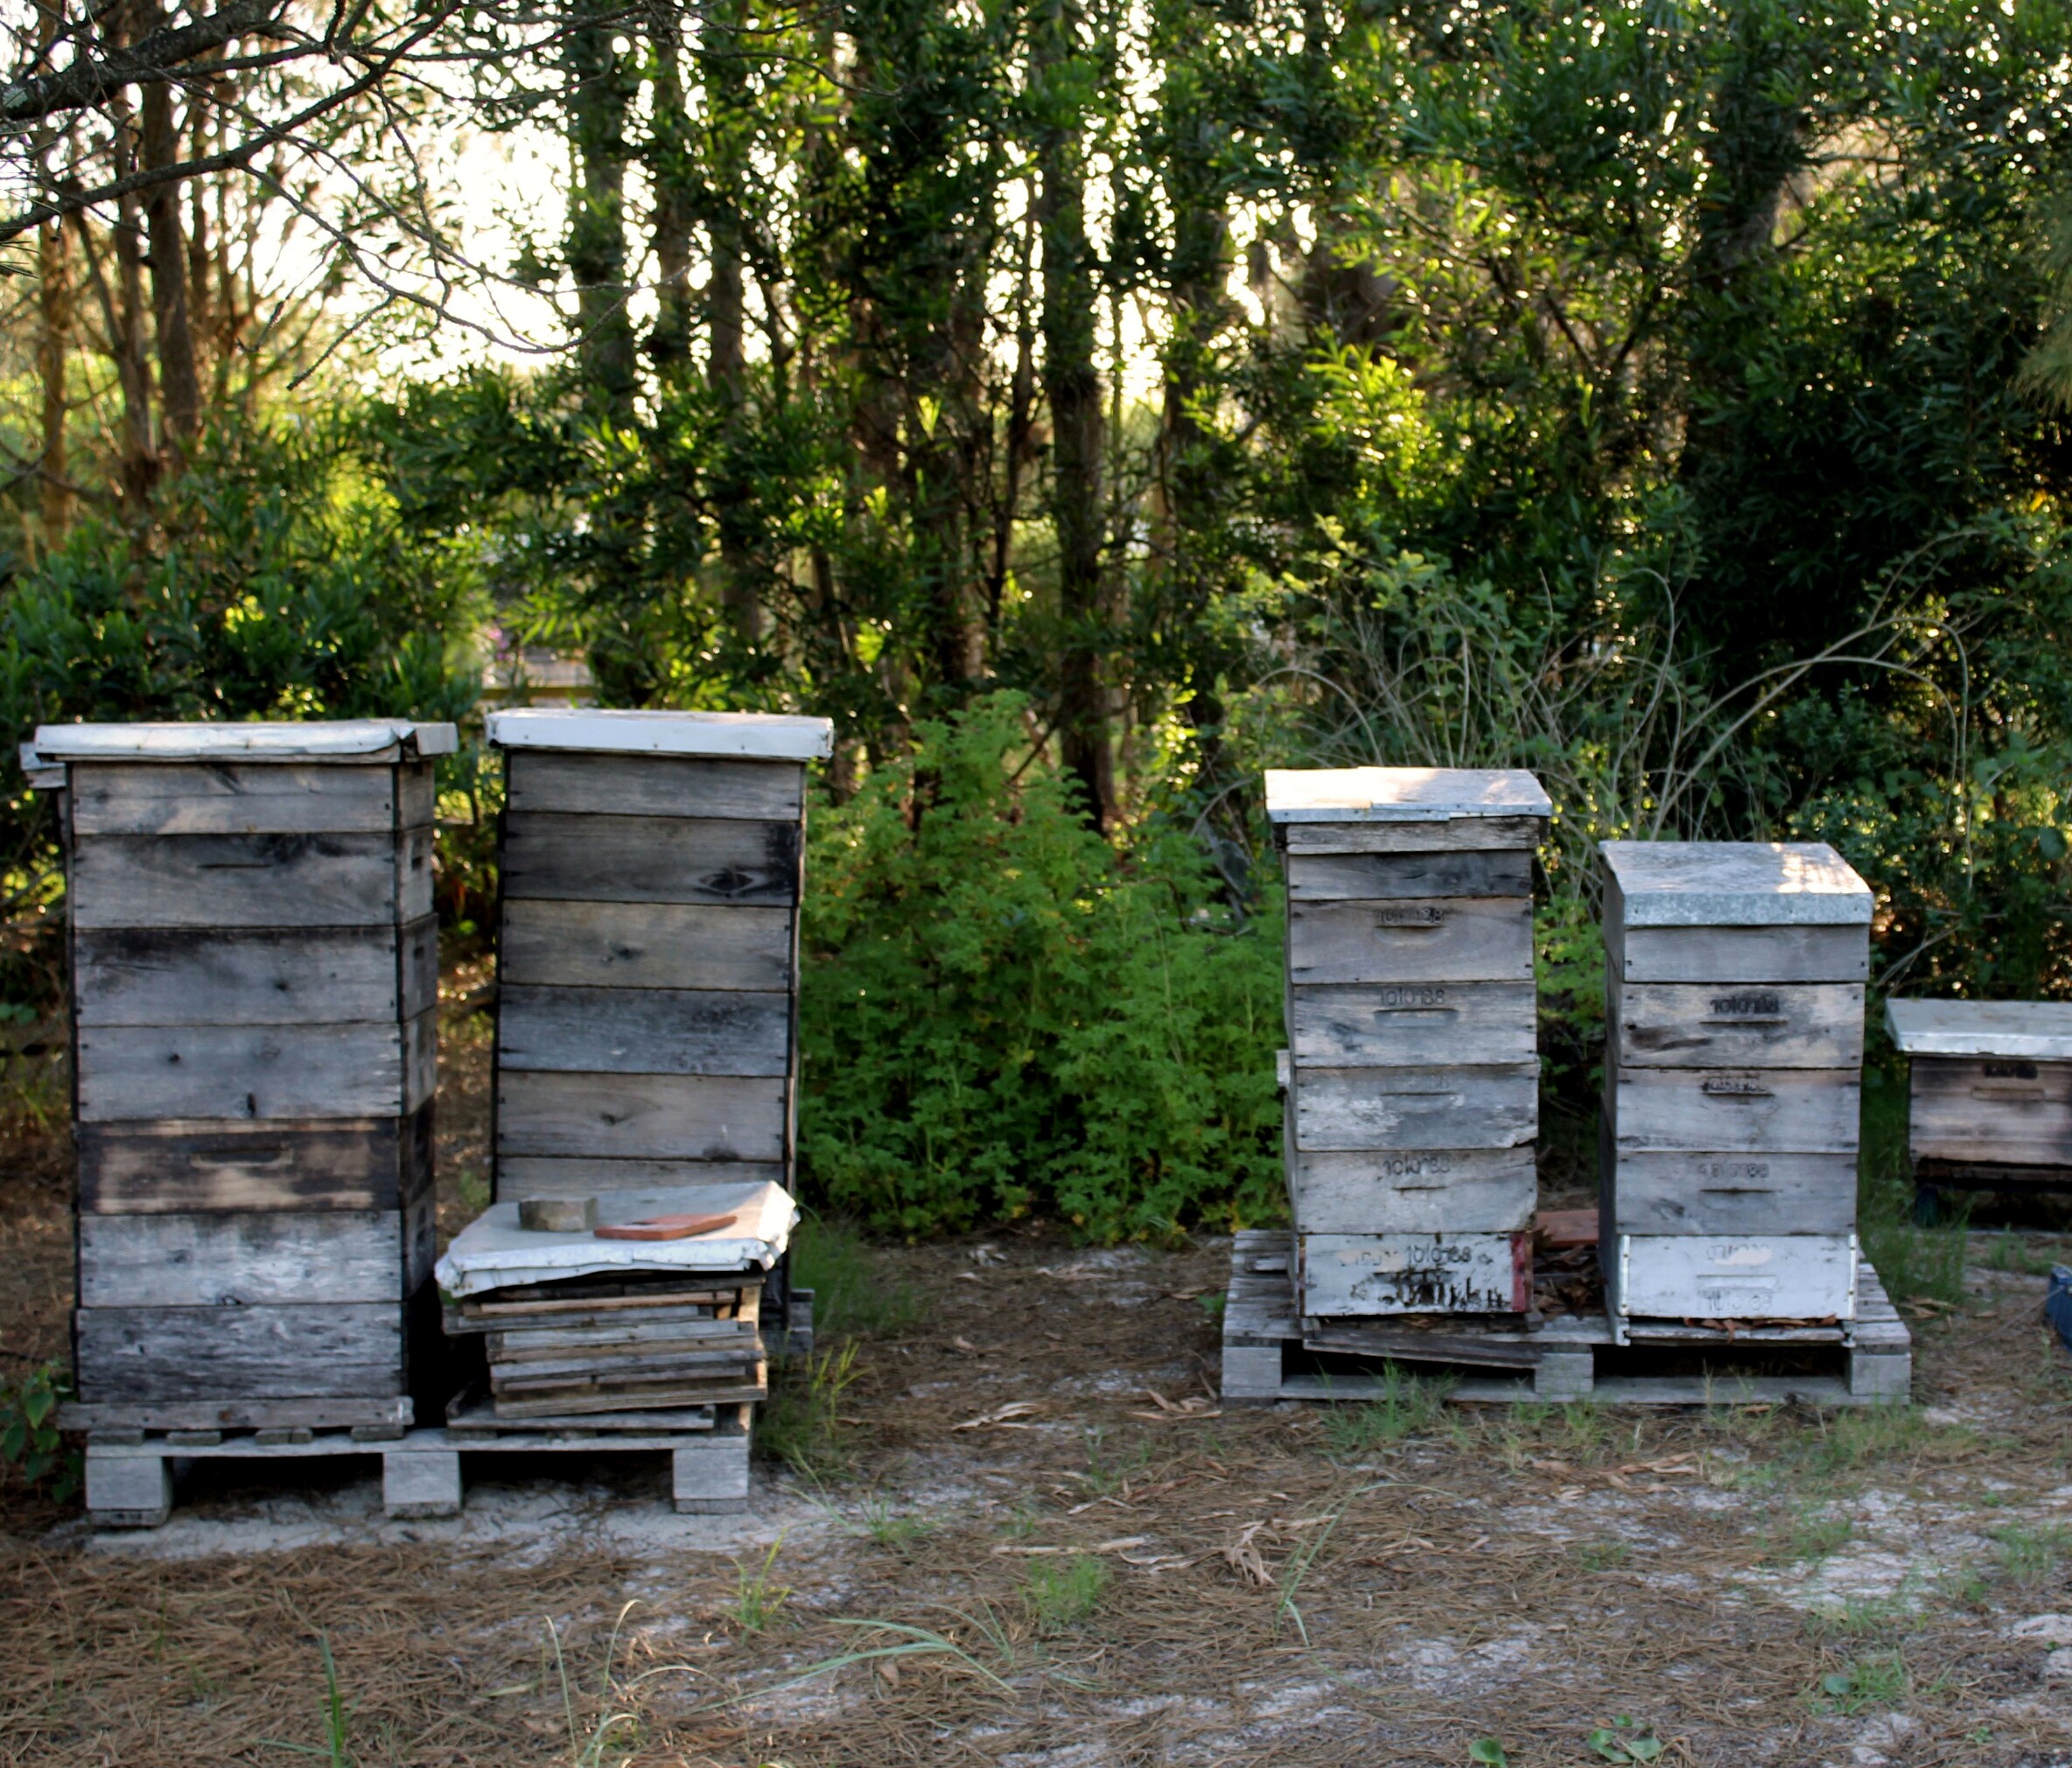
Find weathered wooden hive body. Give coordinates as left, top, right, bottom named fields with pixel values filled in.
left=486, top=709, right=833, bottom=1203
left=39, top=719, right=458, bottom=1430
left=1600, top=841, right=1872, bottom=1333
left=1266, top=766, right=1551, bottom=1317
left=1886, top=999, right=2072, bottom=1172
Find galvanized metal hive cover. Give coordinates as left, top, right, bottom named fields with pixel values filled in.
left=1264, top=766, right=1551, bottom=823
left=486, top=708, right=833, bottom=761
left=28, top=719, right=458, bottom=763
left=1600, top=841, right=1872, bottom=927
left=1885, top=998, right=2072, bottom=1060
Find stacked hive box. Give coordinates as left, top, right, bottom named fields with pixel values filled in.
left=41, top=719, right=454, bottom=1432
left=1600, top=842, right=1871, bottom=1336
left=1887, top=999, right=2072, bottom=1212
left=487, top=709, right=832, bottom=1204
left=1267, top=767, right=1551, bottom=1317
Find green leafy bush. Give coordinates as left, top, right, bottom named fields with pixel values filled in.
left=796, top=694, right=1284, bottom=1240
left=1, top=1361, right=77, bottom=1503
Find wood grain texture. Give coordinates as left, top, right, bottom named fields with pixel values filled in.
left=1607, top=1066, right=1860, bottom=1154
left=74, top=1303, right=411, bottom=1401
left=1611, top=1233, right=1857, bottom=1322
left=397, top=760, right=435, bottom=829
left=497, top=985, right=791, bottom=1077
left=1608, top=921, right=1870, bottom=984
left=1284, top=849, right=1531, bottom=902
left=1286, top=1136, right=1536, bottom=1234
left=1908, top=1055, right=2072, bottom=1164
left=1298, top=1231, right=1530, bottom=1315
left=68, top=762, right=398, bottom=835
left=495, top=1071, right=788, bottom=1162
left=74, top=919, right=437, bottom=1027
left=500, top=814, right=799, bottom=905
left=499, top=899, right=793, bottom=993
left=1602, top=1148, right=1858, bottom=1235
left=70, top=826, right=431, bottom=929
left=1288, top=980, right=1536, bottom=1066
left=1279, top=816, right=1543, bottom=855
left=507, top=751, right=803, bottom=821
left=1608, top=978, right=1865, bottom=1069
left=78, top=1108, right=432, bottom=1214
left=1290, top=1063, right=1539, bottom=1151
left=494, top=1156, right=786, bottom=1200
left=1287, top=896, right=1533, bottom=984
left=79, top=1202, right=430, bottom=1306
left=77, top=1009, right=434, bottom=1122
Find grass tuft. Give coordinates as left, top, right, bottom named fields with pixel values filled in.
left=1023, top=1555, right=1109, bottom=1633
left=1322, top=1365, right=1452, bottom=1455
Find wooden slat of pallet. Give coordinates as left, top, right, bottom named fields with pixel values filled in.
left=68, top=762, right=401, bottom=836
left=500, top=814, right=799, bottom=905
left=1288, top=980, right=1537, bottom=1066
left=486, top=1324, right=758, bottom=1363
left=78, top=1007, right=435, bottom=1122
left=1290, top=1063, right=1538, bottom=1151
left=490, top=1374, right=767, bottom=1418
left=74, top=918, right=437, bottom=1028
left=74, top=1302, right=413, bottom=1401
left=1908, top=1056, right=2072, bottom=1164
left=1284, top=849, right=1531, bottom=902
left=448, top=1295, right=749, bottom=1335
left=1609, top=978, right=1864, bottom=1069
left=1607, top=920, right=1869, bottom=985
left=489, top=1346, right=763, bottom=1387
left=499, top=900, right=793, bottom=993
left=497, top=984, right=790, bottom=1077
left=78, top=1107, right=431, bottom=1214
left=1608, top=1065, right=1860, bottom=1155
left=1288, top=1140, right=1536, bottom=1235
left=70, top=828, right=430, bottom=929
left=79, top=1197, right=431, bottom=1306
left=1604, top=1149, right=1858, bottom=1236
left=1288, top=896, right=1533, bottom=984
left=495, top=1155, right=787, bottom=1201
left=495, top=1070, right=788, bottom=1162
left=1280, top=816, right=1544, bottom=855
left=507, top=751, right=803, bottom=821
left=59, top=1394, right=414, bottom=1433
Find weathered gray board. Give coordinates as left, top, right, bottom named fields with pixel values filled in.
left=1603, top=1148, right=1858, bottom=1236
left=1298, top=1231, right=1530, bottom=1315
left=70, top=759, right=435, bottom=836
left=1285, top=1135, right=1536, bottom=1234
left=1606, top=921, right=1871, bottom=984
left=1606, top=1066, right=1860, bottom=1155
left=500, top=900, right=792, bottom=993
left=74, top=920, right=438, bottom=1027
left=74, top=1302, right=419, bottom=1401
left=496, top=1063, right=790, bottom=1163
left=507, top=751, right=803, bottom=821
left=1284, top=849, right=1532, bottom=901
left=1286, top=897, right=1533, bottom=985
left=1608, top=979, right=1864, bottom=1070
left=500, top=814, right=799, bottom=905
left=1906, top=1057, right=2072, bottom=1165
left=78, top=1197, right=436, bottom=1307
left=1607, top=1233, right=1858, bottom=1328
left=497, top=986, right=790, bottom=1077
left=1288, top=981, right=1536, bottom=1066
left=69, top=827, right=435, bottom=929
left=1290, top=1063, right=1539, bottom=1151
left=496, top=1156, right=786, bottom=1199
left=1280, top=817, right=1544, bottom=855
left=77, top=1108, right=433, bottom=1214
left=1601, top=841, right=1873, bottom=928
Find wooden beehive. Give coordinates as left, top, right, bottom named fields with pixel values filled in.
left=38, top=719, right=457, bottom=1432
left=486, top=709, right=832, bottom=1203
left=1267, top=766, right=1550, bottom=1317
left=1886, top=999, right=2072, bottom=1171
left=1600, top=841, right=1872, bottom=1329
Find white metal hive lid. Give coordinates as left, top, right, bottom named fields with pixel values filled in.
left=434, top=1180, right=798, bottom=1297
left=486, top=707, right=834, bottom=761
left=1264, top=766, right=1551, bottom=823
left=1600, top=841, right=1872, bottom=927
left=27, top=718, right=459, bottom=764
left=1886, top=997, right=2072, bottom=1060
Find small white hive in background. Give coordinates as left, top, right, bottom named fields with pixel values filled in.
left=1600, top=840, right=1872, bottom=1338
left=1266, top=765, right=1551, bottom=1317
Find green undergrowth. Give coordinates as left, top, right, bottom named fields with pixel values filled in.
left=1857, top=1057, right=1969, bottom=1310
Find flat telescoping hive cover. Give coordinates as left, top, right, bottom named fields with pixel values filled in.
left=1886, top=998, right=2072, bottom=1061
left=1264, top=767, right=1551, bottom=824
left=1600, top=842, right=1872, bottom=928
left=434, top=1180, right=797, bottom=1297
left=28, top=719, right=458, bottom=764
left=486, top=708, right=833, bottom=761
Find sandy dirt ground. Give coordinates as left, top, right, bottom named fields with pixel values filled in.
left=2, top=992, right=2071, bottom=1766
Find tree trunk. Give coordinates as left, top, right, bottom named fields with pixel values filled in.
left=703, top=0, right=760, bottom=645
left=1033, top=0, right=1111, bottom=828
left=564, top=0, right=637, bottom=424
left=645, top=0, right=694, bottom=381
left=32, top=1, right=71, bottom=544
left=139, top=0, right=201, bottom=456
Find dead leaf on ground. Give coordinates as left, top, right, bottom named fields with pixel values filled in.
left=950, top=1401, right=1044, bottom=1431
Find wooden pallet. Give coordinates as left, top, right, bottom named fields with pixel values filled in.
left=1222, top=1230, right=1910, bottom=1407
left=82, top=1408, right=752, bottom=1529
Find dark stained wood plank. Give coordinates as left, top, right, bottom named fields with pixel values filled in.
left=397, top=759, right=436, bottom=829
left=500, top=814, right=799, bottom=905
left=70, top=827, right=431, bottom=929
left=68, top=762, right=397, bottom=835
left=507, top=751, right=803, bottom=821
left=1284, top=849, right=1531, bottom=902
left=1908, top=1055, right=2072, bottom=1164
left=74, top=919, right=436, bottom=1027
left=1287, top=896, right=1533, bottom=984
left=495, top=1071, right=788, bottom=1163
left=78, top=1108, right=431, bottom=1214
left=498, top=899, right=793, bottom=992
left=498, top=985, right=790, bottom=1077
left=74, top=1303, right=410, bottom=1401
left=1609, top=979, right=1865, bottom=1069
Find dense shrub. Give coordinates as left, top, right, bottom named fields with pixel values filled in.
left=796, top=695, right=1284, bottom=1240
